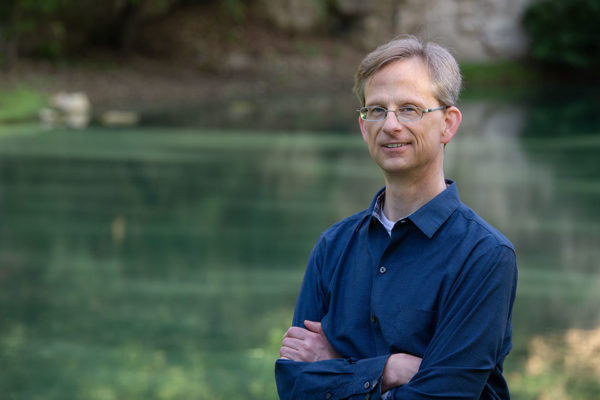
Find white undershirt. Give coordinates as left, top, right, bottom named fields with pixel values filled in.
left=373, top=193, right=409, bottom=236
left=377, top=206, right=396, bottom=236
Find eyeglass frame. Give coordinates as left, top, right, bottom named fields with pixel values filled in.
left=357, top=105, right=449, bottom=123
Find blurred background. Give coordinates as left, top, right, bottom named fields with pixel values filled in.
left=1, top=0, right=599, bottom=399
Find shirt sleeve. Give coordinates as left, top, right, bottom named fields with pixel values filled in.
left=275, top=356, right=389, bottom=400
left=275, top=235, right=390, bottom=400
left=390, top=243, right=518, bottom=399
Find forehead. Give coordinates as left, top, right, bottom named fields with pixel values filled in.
left=364, top=57, right=436, bottom=105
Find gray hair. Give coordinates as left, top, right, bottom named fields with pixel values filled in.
left=353, top=35, right=462, bottom=107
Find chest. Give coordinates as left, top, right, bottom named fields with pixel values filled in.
left=322, top=225, right=460, bottom=357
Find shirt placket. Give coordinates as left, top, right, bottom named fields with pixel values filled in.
left=369, top=218, right=411, bottom=355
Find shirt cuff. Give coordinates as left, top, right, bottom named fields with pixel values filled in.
left=334, top=355, right=389, bottom=400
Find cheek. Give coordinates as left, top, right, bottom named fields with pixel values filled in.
left=359, top=117, right=369, bottom=144
left=362, top=127, right=378, bottom=146
left=414, top=125, right=439, bottom=147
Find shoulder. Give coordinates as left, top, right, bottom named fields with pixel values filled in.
left=442, top=202, right=517, bottom=283
left=309, top=209, right=369, bottom=266
left=316, top=209, right=369, bottom=248
left=316, top=187, right=383, bottom=245
left=452, top=202, right=514, bottom=253
left=305, top=209, right=369, bottom=282
left=446, top=203, right=518, bottom=290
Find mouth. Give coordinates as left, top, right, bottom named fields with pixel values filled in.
left=383, top=143, right=410, bottom=148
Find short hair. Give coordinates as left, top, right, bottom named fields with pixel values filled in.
left=353, top=35, right=462, bottom=107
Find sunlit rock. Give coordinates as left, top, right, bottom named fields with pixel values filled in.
left=50, top=91, right=91, bottom=116
left=101, top=110, right=140, bottom=126
left=64, top=113, right=90, bottom=130
left=41, top=91, right=91, bottom=129
left=360, top=0, right=531, bottom=61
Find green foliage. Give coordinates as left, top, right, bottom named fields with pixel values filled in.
left=522, top=89, right=600, bottom=138
left=461, top=61, right=541, bottom=89
left=0, top=88, right=46, bottom=123
left=0, top=0, right=69, bottom=41
left=0, top=0, right=182, bottom=63
left=219, top=0, right=247, bottom=22
left=509, top=327, right=600, bottom=400
left=0, top=0, right=72, bottom=63
left=0, top=0, right=65, bottom=17
left=522, top=0, right=600, bottom=69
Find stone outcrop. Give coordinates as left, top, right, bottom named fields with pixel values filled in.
left=393, top=0, right=531, bottom=61
left=257, top=0, right=326, bottom=33
left=258, top=0, right=532, bottom=61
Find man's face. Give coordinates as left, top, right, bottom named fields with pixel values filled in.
left=359, top=57, right=455, bottom=180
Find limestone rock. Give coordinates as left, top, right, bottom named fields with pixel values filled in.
left=258, top=0, right=324, bottom=33
left=41, top=91, right=91, bottom=129
left=50, top=91, right=91, bottom=115
left=392, top=0, right=531, bottom=61
left=101, top=110, right=140, bottom=126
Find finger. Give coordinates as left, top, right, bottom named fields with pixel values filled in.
left=284, top=326, right=311, bottom=340
left=280, top=347, right=292, bottom=359
left=281, top=337, right=304, bottom=352
left=304, top=320, right=322, bottom=334
left=280, top=346, right=301, bottom=361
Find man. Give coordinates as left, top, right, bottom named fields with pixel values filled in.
left=275, top=36, right=518, bottom=400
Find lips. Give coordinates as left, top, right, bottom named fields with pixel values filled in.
left=383, top=143, right=409, bottom=148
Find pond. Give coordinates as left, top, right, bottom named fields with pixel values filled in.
left=0, top=90, right=599, bottom=399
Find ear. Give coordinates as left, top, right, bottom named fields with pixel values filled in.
left=441, top=106, right=462, bottom=144
left=359, top=115, right=369, bottom=143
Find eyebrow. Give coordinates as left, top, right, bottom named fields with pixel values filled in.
left=365, top=99, right=422, bottom=108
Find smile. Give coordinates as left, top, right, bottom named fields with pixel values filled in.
left=383, top=143, right=409, bottom=148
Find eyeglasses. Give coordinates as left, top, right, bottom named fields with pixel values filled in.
left=357, top=105, right=448, bottom=122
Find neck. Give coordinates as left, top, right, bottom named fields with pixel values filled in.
left=382, top=170, right=447, bottom=222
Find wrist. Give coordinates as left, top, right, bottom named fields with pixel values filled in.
left=381, top=355, right=399, bottom=392
left=382, top=353, right=421, bottom=391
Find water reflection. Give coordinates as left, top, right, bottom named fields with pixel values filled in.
left=447, top=99, right=600, bottom=399
left=0, top=92, right=599, bottom=399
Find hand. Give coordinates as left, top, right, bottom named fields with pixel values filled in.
left=279, top=320, right=341, bottom=362
left=381, top=353, right=422, bottom=392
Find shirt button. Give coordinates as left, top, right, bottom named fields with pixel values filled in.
left=399, top=219, right=407, bottom=225
left=370, top=315, right=377, bottom=323
left=364, top=381, right=370, bottom=389
left=379, top=266, right=387, bottom=274
left=326, top=392, right=332, bottom=399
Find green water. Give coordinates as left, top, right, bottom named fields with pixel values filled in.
left=1, top=98, right=599, bottom=399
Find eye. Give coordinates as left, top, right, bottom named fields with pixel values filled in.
left=397, top=106, right=420, bottom=118
left=369, top=106, right=386, bottom=118
left=398, top=106, right=418, bottom=113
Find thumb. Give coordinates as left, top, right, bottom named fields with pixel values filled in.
left=304, top=320, right=323, bottom=334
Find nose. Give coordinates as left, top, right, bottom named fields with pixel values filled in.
left=382, top=110, right=403, bottom=133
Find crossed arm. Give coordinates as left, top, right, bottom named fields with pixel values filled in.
left=279, top=320, right=422, bottom=392
left=276, top=235, right=517, bottom=399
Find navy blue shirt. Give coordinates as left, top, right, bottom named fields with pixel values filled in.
left=275, top=181, right=518, bottom=399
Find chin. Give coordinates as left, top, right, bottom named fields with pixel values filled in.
left=378, top=160, right=411, bottom=173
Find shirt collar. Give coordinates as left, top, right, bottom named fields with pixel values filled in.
left=367, top=180, right=461, bottom=239
left=410, top=180, right=460, bottom=238
left=367, top=187, right=386, bottom=216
